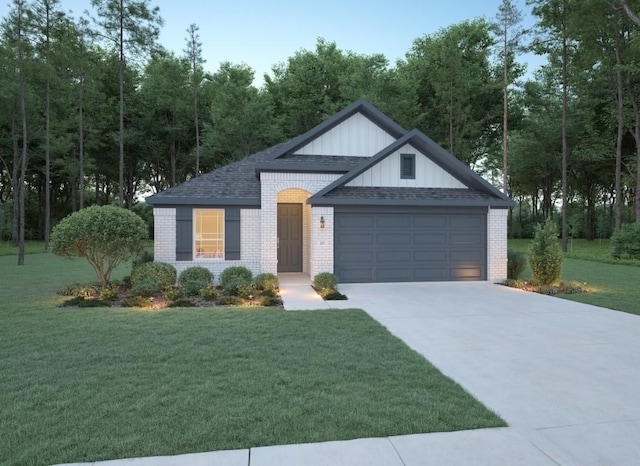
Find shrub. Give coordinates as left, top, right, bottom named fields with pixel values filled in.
left=219, top=266, right=253, bottom=288
left=131, top=262, right=176, bottom=291
left=99, top=286, right=120, bottom=302
left=261, top=288, right=276, bottom=298
left=132, top=249, right=154, bottom=268
left=57, top=282, right=100, bottom=298
left=320, top=289, right=347, bottom=300
left=528, top=219, right=563, bottom=286
left=610, top=223, right=640, bottom=259
left=313, top=272, right=338, bottom=290
left=131, top=279, right=160, bottom=297
left=50, top=205, right=148, bottom=288
left=218, top=296, right=242, bottom=306
left=507, top=249, right=527, bottom=280
left=122, top=296, right=152, bottom=308
left=259, top=296, right=281, bottom=307
left=61, top=296, right=111, bottom=308
left=178, top=267, right=214, bottom=296
left=168, top=299, right=195, bottom=308
left=224, top=277, right=254, bottom=297
left=164, top=286, right=184, bottom=301
left=254, top=273, right=278, bottom=291
left=198, top=285, right=219, bottom=301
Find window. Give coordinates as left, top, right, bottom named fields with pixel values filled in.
left=401, top=153, right=416, bottom=179
left=194, top=209, right=224, bottom=259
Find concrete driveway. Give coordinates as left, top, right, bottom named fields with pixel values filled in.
left=338, top=281, right=640, bottom=465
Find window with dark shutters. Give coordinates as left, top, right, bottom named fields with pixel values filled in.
left=401, top=154, right=415, bottom=179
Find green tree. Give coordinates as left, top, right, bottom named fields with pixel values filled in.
left=183, top=23, right=204, bottom=175
left=89, top=0, right=163, bottom=208
left=528, top=218, right=563, bottom=285
left=50, top=205, right=148, bottom=287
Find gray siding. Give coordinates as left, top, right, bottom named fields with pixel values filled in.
left=334, top=206, right=486, bottom=283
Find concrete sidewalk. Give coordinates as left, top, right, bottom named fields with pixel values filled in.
left=278, top=273, right=352, bottom=310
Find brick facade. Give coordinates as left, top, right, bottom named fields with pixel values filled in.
left=487, top=207, right=508, bottom=282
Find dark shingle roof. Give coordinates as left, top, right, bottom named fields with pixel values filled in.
left=255, top=155, right=368, bottom=174
left=146, top=142, right=288, bottom=206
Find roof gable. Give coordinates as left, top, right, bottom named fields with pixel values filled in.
left=345, top=143, right=467, bottom=189
left=310, top=129, right=514, bottom=207
left=267, top=100, right=406, bottom=160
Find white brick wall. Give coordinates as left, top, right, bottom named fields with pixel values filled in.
left=487, top=207, right=508, bottom=282
left=310, top=206, right=334, bottom=278
left=153, top=208, right=175, bottom=263
left=260, top=172, right=341, bottom=276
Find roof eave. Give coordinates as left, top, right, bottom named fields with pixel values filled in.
left=146, top=196, right=260, bottom=207
left=308, top=197, right=515, bottom=208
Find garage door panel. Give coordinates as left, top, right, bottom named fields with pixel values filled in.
left=334, top=208, right=486, bottom=283
left=377, top=233, right=411, bottom=244
left=377, top=251, right=412, bottom=262
left=449, top=216, right=484, bottom=229
left=414, top=234, right=447, bottom=245
left=413, top=216, right=447, bottom=228
left=414, top=267, right=449, bottom=280
left=337, top=233, right=374, bottom=245
left=450, top=250, right=484, bottom=262
left=377, top=215, right=411, bottom=228
left=337, top=250, right=373, bottom=263
left=375, top=268, right=413, bottom=282
left=450, top=234, right=483, bottom=246
left=414, top=250, right=447, bottom=262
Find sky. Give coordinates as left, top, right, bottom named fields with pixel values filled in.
left=1, top=0, right=544, bottom=86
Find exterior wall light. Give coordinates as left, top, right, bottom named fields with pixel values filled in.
left=320, top=216, right=325, bottom=228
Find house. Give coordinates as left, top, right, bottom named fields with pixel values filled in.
left=146, top=100, right=514, bottom=283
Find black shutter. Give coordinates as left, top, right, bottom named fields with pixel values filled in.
left=176, top=207, right=193, bottom=261
left=225, top=208, right=241, bottom=260
left=401, top=154, right=415, bottom=179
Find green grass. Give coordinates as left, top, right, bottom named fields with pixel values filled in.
left=509, top=239, right=640, bottom=315
left=1, top=254, right=505, bottom=466
left=0, top=240, right=46, bottom=256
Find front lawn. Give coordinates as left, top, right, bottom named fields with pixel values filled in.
left=509, top=239, right=640, bottom=315
left=0, top=254, right=505, bottom=466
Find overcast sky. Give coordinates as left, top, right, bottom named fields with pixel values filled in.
left=1, top=0, right=544, bottom=86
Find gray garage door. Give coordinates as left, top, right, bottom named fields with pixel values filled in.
left=334, top=207, right=487, bottom=283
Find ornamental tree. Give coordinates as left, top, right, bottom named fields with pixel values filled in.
left=528, top=218, right=563, bottom=285
left=50, top=205, right=148, bottom=287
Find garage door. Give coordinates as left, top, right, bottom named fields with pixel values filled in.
left=334, top=207, right=486, bottom=283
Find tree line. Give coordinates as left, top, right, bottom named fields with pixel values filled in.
left=1, top=0, right=640, bottom=264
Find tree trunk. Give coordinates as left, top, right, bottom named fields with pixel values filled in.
left=44, top=1, right=51, bottom=249
left=614, top=22, right=624, bottom=230
left=561, top=4, right=569, bottom=253
left=79, top=82, right=84, bottom=210
left=11, top=116, right=19, bottom=247
left=118, top=0, right=125, bottom=208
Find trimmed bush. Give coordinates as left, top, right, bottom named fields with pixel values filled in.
left=507, top=249, right=527, bottom=280
left=610, top=223, right=640, bottom=259
left=259, top=296, right=281, bottom=307
left=320, top=289, right=347, bottom=300
left=131, top=262, right=176, bottom=291
left=57, top=282, right=100, bottom=298
left=99, top=286, right=120, bottom=302
left=313, top=272, right=338, bottom=290
left=254, top=273, right=278, bottom=291
left=224, top=277, right=254, bottom=297
left=131, top=279, right=160, bottom=298
left=168, top=299, right=195, bottom=308
left=122, top=296, right=152, bottom=308
left=179, top=266, right=214, bottom=296
left=50, top=205, right=148, bottom=288
left=528, top=219, right=563, bottom=286
left=219, top=266, right=253, bottom=288
left=218, top=296, right=242, bottom=306
left=198, top=285, right=219, bottom=301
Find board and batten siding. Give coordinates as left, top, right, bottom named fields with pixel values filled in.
left=294, top=113, right=395, bottom=157
left=346, top=144, right=467, bottom=188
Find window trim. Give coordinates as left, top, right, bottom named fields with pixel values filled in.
left=193, top=208, right=225, bottom=260
left=400, top=153, right=416, bottom=179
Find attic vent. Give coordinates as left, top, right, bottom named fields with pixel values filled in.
left=401, top=154, right=415, bottom=179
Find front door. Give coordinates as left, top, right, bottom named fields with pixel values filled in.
left=277, top=203, right=303, bottom=272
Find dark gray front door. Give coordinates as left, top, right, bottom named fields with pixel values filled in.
left=277, top=203, right=303, bottom=272
left=334, top=206, right=487, bottom=283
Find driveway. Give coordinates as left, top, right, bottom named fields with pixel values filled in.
left=337, top=281, right=640, bottom=464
